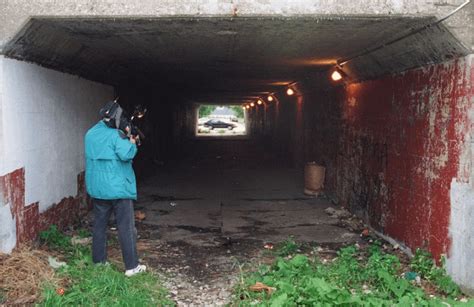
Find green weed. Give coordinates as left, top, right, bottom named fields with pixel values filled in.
left=410, top=248, right=461, bottom=297
left=77, top=228, right=92, bottom=238
left=38, top=226, right=173, bottom=306
left=234, top=243, right=469, bottom=306
left=39, top=225, right=72, bottom=250
left=275, top=237, right=299, bottom=257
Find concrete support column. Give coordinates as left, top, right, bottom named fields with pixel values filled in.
left=447, top=55, right=474, bottom=293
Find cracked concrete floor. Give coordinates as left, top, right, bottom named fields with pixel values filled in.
left=133, top=162, right=359, bottom=305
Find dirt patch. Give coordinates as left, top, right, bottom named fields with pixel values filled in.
left=135, top=229, right=263, bottom=305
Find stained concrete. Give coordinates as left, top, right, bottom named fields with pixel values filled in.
left=127, top=159, right=360, bottom=304
left=134, top=162, right=358, bottom=247
left=3, top=16, right=470, bottom=102
left=1, top=0, right=473, bottom=53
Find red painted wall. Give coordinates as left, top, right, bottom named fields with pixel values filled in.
left=0, top=168, right=89, bottom=245
left=337, top=56, right=473, bottom=260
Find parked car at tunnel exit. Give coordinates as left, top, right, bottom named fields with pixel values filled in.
left=204, top=119, right=237, bottom=130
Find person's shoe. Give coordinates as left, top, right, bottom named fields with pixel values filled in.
left=125, top=264, right=146, bottom=277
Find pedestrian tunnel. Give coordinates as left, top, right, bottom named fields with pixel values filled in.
left=0, top=15, right=473, bottom=291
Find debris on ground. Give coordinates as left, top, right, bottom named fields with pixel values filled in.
left=249, top=282, right=276, bottom=295
left=324, top=206, right=352, bottom=219
left=55, top=287, right=65, bottom=296
left=0, top=247, right=62, bottom=305
left=47, top=256, right=68, bottom=269
left=263, top=243, right=274, bottom=250
left=70, top=236, right=92, bottom=245
left=325, top=206, right=366, bottom=232
left=134, top=210, right=146, bottom=221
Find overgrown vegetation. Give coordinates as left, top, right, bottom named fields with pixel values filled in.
left=39, top=225, right=72, bottom=251
left=235, top=240, right=470, bottom=306
left=38, top=225, right=173, bottom=306
left=411, top=248, right=461, bottom=297
left=275, top=236, right=299, bottom=257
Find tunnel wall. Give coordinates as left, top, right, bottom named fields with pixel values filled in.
left=336, top=55, right=473, bottom=289
left=0, top=56, right=113, bottom=253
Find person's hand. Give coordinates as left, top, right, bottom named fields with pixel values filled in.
left=130, top=136, right=137, bottom=144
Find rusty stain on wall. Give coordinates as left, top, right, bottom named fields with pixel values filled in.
left=337, top=55, right=473, bottom=262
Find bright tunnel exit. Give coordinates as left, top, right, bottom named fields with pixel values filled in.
left=196, top=104, right=247, bottom=137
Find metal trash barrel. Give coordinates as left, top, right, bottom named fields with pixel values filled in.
left=304, top=162, right=325, bottom=196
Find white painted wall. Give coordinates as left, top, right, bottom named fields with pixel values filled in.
left=0, top=56, right=113, bottom=252
left=447, top=89, right=474, bottom=294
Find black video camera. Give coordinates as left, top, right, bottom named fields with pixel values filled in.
left=100, top=100, right=147, bottom=145
left=119, top=105, right=147, bottom=145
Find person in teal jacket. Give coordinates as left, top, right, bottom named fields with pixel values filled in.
left=85, top=101, right=146, bottom=277
left=85, top=120, right=137, bottom=200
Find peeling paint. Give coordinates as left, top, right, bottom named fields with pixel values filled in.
left=0, top=168, right=90, bottom=252
left=337, top=55, right=473, bottom=266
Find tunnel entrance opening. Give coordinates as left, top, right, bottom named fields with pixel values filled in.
left=196, top=104, right=247, bottom=137
left=1, top=11, right=473, bottom=297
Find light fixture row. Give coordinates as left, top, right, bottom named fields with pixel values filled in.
left=242, top=83, right=296, bottom=109
left=242, top=68, right=345, bottom=109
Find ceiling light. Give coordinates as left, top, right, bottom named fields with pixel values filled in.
left=250, top=102, right=255, bottom=107
left=257, top=99, right=263, bottom=105
left=331, top=69, right=343, bottom=81
left=267, top=95, right=274, bottom=102
left=286, top=88, right=295, bottom=96
left=245, top=105, right=250, bottom=109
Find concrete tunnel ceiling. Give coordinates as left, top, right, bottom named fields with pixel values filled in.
left=4, top=16, right=469, bottom=104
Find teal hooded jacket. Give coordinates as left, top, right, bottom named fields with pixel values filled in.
left=85, top=121, right=138, bottom=200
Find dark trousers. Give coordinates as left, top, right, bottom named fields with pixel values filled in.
left=92, top=198, right=138, bottom=270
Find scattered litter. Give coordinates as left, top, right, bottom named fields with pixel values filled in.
left=415, top=276, right=421, bottom=285
left=170, top=202, right=177, bottom=207
left=135, top=210, right=146, bottom=221
left=361, top=229, right=369, bottom=237
left=404, top=271, right=418, bottom=281
left=249, top=282, right=276, bottom=295
left=324, top=207, right=352, bottom=219
left=325, top=207, right=365, bottom=232
left=71, top=236, right=92, bottom=245
left=263, top=243, right=274, bottom=250
left=48, top=256, right=68, bottom=269
left=56, top=288, right=65, bottom=296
